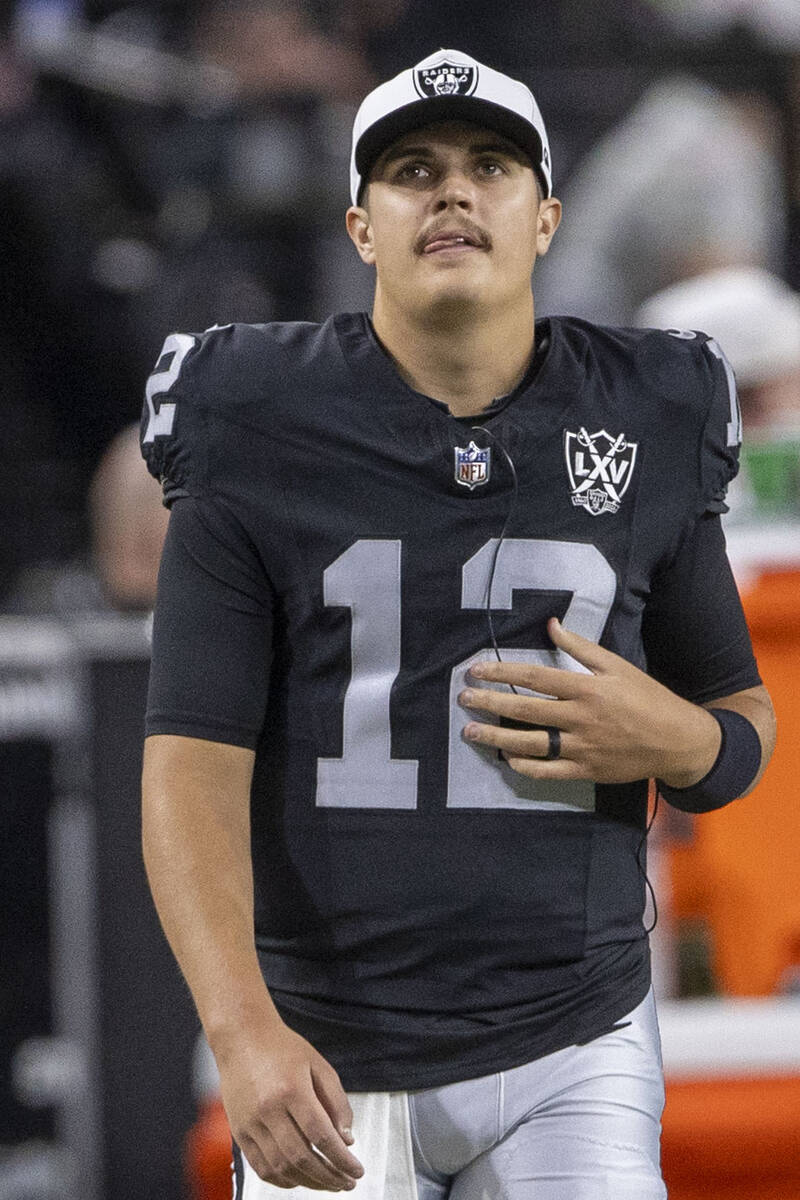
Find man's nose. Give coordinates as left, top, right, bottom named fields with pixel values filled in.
left=434, top=168, right=474, bottom=210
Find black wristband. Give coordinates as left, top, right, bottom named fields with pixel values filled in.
left=658, top=707, right=761, bottom=813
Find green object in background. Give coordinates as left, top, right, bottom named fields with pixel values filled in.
left=741, top=437, right=800, bottom=516
left=676, top=917, right=718, bottom=998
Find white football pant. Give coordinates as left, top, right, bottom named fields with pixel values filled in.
left=237, top=987, right=666, bottom=1199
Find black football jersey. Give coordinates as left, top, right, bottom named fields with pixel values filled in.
left=141, top=314, right=760, bottom=1090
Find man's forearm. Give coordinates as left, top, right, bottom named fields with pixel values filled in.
left=141, top=734, right=281, bottom=1047
left=141, top=734, right=364, bottom=1190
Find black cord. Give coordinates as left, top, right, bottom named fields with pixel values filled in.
left=473, top=421, right=660, bottom=934
left=471, top=425, right=520, bottom=693
left=638, top=788, right=660, bottom=934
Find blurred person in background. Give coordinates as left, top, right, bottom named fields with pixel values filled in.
left=536, top=25, right=791, bottom=323
left=89, top=422, right=169, bottom=610
left=644, top=0, right=800, bottom=50
left=637, top=267, right=800, bottom=432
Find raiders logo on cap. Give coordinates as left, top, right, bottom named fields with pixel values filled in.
left=413, top=59, right=478, bottom=100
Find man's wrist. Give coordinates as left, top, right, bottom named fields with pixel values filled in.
left=202, top=977, right=285, bottom=1056
left=658, top=707, right=762, bottom=813
left=657, top=704, right=722, bottom=790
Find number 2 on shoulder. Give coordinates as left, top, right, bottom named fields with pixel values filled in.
left=142, top=333, right=197, bottom=444
left=143, top=325, right=232, bottom=444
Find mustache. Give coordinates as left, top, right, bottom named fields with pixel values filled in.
left=414, top=220, right=492, bottom=254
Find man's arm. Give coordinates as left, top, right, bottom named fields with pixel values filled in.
left=142, top=734, right=363, bottom=1192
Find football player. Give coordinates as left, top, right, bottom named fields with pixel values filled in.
left=141, top=49, right=776, bottom=1199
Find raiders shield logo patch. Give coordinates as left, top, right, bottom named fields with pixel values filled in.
left=455, top=441, right=490, bottom=490
left=564, top=427, right=638, bottom=515
left=414, top=60, right=478, bottom=99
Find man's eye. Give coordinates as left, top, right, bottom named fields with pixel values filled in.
left=397, top=162, right=431, bottom=181
left=478, top=160, right=504, bottom=176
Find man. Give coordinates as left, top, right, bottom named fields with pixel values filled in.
left=140, top=49, right=776, bottom=1199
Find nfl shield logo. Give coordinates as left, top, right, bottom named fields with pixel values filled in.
left=414, top=60, right=479, bottom=100
left=455, top=441, right=490, bottom=490
left=564, top=427, right=638, bottom=516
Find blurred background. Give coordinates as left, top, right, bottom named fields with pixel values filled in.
left=1, top=1, right=799, bottom=1197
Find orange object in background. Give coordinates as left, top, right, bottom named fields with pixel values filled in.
left=186, top=1099, right=232, bottom=1200
left=662, top=1075, right=800, bottom=1200
left=668, top=567, right=800, bottom=995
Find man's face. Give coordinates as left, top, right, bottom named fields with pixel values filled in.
left=346, top=122, right=561, bottom=321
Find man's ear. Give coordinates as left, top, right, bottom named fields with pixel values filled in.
left=536, top=196, right=562, bottom=256
left=346, top=205, right=376, bottom=265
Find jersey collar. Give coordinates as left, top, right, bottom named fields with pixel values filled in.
left=334, top=310, right=582, bottom=438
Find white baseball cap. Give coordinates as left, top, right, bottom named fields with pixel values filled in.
left=636, top=267, right=800, bottom=387
left=350, top=48, right=553, bottom=206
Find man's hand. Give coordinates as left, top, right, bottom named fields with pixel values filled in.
left=459, top=617, right=722, bottom=787
left=214, top=1016, right=364, bottom=1192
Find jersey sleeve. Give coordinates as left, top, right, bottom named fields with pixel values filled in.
left=697, top=336, right=742, bottom=514
left=140, top=331, right=207, bottom=502
left=641, top=511, right=760, bottom=704
left=146, top=495, right=274, bottom=748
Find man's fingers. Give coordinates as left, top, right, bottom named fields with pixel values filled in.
left=468, top=659, right=589, bottom=698
left=239, top=1129, right=307, bottom=1191
left=311, top=1060, right=355, bottom=1144
left=502, top=754, right=585, bottom=780
left=464, top=720, right=576, bottom=764
left=268, top=1114, right=359, bottom=1191
left=465, top=721, right=546, bottom=754
left=460, top=687, right=574, bottom=727
left=308, top=1064, right=364, bottom=1175
left=469, top=619, right=624, bottom=691
left=546, top=617, right=615, bottom=672
left=293, top=1108, right=364, bottom=1181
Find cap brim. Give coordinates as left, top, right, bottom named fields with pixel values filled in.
left=354, top=95, right=547, bottom=199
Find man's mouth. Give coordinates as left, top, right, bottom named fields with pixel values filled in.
left=420, top=229, right=488, bottom=255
